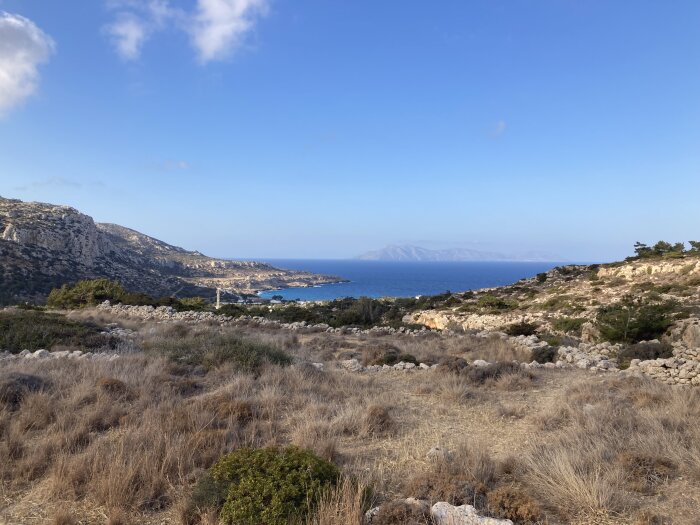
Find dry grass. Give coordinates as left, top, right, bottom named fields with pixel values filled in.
left=304, top=476, right=368, bottom=525
left=1, top=311, right=700, bottom=524
left=520, top=376, right=700, bottom=522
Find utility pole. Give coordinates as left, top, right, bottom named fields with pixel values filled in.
left=216, top=287, right=221, bottom=310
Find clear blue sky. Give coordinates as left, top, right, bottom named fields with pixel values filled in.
left=1, top=1, right=699, bottom=261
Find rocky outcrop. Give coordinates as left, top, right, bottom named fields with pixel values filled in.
left=0, top=196, right=340, bottom=303
left=404, top=311, right=547, bottom=332
left=597, top=259, right=700, bottom=280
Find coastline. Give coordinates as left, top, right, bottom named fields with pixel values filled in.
left=255, top=260, right=561, bottom=301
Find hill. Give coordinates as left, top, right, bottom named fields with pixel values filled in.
left=0, top=196, right=339, bottom=303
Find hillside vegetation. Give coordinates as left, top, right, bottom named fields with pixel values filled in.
left=1, top=242, right=699, bottom=524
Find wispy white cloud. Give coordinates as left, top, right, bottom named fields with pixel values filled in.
left=191, top=0, right=269, bottom=63
left=0, top=12, right=55, bottom=116
left=106, top=13, right=148, bottom=60
left=103, top=0, right=268, bottom=63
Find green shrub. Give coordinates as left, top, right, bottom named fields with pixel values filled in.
left=552, top=317, right=586, bottom=335
left=536, top=273, right=548, bottom=283
left=505, top=321, right=538, bottom=337
left=193, top=447, right=339, bottom=525
left=215, top=304, right=246, bottom=317
left=596, top=297, right=679, bottom=344
left=477, top=295, right=518, bottom=313
left=0, top=310, right=114, bottom=352
left=617, top=342, right=674, bottom=370
left=145, top=333, right=291, bottom=372
left=47, top=279, right=126, bottom=309
left=530, top=346, right=557, bottom=363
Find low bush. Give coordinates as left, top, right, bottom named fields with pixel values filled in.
left=361, top=405, right=394, bottom=436
left=505, top=322, right=538, bottom=337
left=465, top=362, right=524, bottom=385
left=477, top=295, right=518, bottom=313
left=0, top=372, right=51, bottom=410
left=552, top=317, right=586, bottom=335
left=617, top=342, right=674, bottom=370
left=190, top=447, right=339, bottom=525
left=362, top=346, right=417, bottom=366
left=436, top=356, right=469, bottom=373
left=487, top=486, right=543, bottom=523
left=145, top=333, right=292, bottom=372
left=0, top=310, right=115, bottom=352
left=530, top=346, right=557, bottom=364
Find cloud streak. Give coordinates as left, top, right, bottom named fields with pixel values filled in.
left=12, top=177, right=105, bottom=192
left=0, top=12, right=55, bottom=117
left=104, top=0, right=269, bottom=63
left=106, top=13, right=149, bottom=60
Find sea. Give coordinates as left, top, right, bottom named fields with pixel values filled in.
left=258, top=260, right=562, bottom=301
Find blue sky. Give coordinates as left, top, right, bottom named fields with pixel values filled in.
left=1, top=1, right=699, bottom=261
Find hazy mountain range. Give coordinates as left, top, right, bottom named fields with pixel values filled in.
left=356, top=245, right=562, bottom=262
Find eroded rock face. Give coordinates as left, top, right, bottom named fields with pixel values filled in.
left=1, top=200, right=108, bottom=265
left=0, top=196, right=340, bottom=303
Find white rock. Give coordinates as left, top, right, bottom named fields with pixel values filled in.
left=472, top=359, right=489, bottom=367
left=431, top=502, right=513, bottom=524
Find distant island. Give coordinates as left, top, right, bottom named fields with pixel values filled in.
left=357, top=244, right=561, bottom=262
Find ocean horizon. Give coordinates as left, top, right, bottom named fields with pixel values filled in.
left=257, top=259, right=568, bottom=301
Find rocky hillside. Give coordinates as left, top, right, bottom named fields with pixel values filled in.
left=405, top=255, right=700, bottom=335
left=0, top=197, right=339, bottom=303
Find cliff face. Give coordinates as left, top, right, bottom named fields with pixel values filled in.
left=0, top=197, right=338, bottom=303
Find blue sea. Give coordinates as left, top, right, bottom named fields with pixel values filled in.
left=258, top=260, right=561, bottom=301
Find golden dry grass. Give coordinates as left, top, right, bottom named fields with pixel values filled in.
left=1, top=313, right=699, bottom=524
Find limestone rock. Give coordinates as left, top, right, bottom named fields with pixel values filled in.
left=431, top=502, right=513, bottom=524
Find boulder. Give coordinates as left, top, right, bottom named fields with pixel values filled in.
left=431, top=502, right=513, bottom=524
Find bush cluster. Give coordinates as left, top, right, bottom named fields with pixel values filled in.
left=0, top=310, right=114, bottom=352
left=477, top=294, right=518, bottom=313
left=552, top=317, right=587, bottom=335
left=596, top=297, right=680, bottom=344
left=145, top=333, right=292, bottom=372
left=617, top=341, right=674, bottom=370
left=47, top=279, right=126, bottom=309
left=505, top=321, right=538, bottom=337
left=191, top=447, right=339, bottom=525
